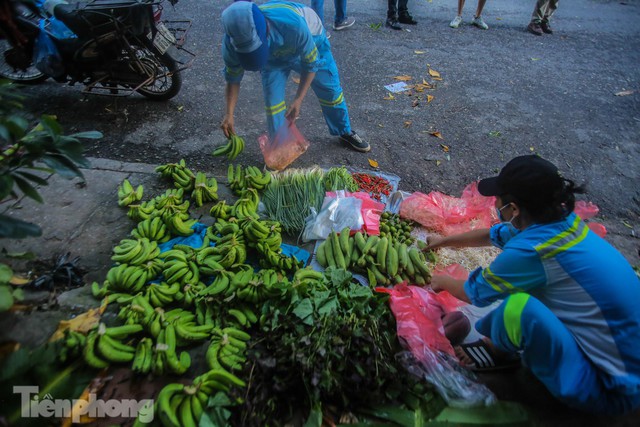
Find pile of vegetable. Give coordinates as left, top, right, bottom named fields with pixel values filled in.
left=352, top=172, right=393, bottom=201
left=46, top=159, right=444, bottom=426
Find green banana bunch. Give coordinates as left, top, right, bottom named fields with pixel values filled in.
left=118, top=179, right=143, bottom=207
left=256, top=243, right=302, bottom=274
left=155, top=159, right=188, bottom=179
left=213, top=134, right=245, bottom=160
left=154, top=378, right=217, bottom=427
left=117, top=294, right=155, bottom=325
left=131, top=216, right=170, bottom=243
left=181, top=282, right=205, bottom=307
left=227, top=163, right=247, bottom=195
left=104, top=264, right=150, bottom=294
left=153, top=188, right=185, bottom=209
left=191, top=172, right=219, bottom=207
left=58, top=329, right=87, bottom=362
left=82, top=323, right=142, bottom=368
left=165, top=212, right=196, bottom=237
left=131, top=337, right=153, bottom=375
left=143, top=307, right=166, bottom=338
left=205, top=327, right=250, bottom=372
left=171, top=166, right=196, bottom=191
left=209, top=200, right=232, bottom=220
left=112, top=237, right=160, bottom=266
left=146, top=281, right=182, bottom=307
left=244, top=165, right=272, bottom=190
left=292, top=266, right=325, bottom=290
left=126, top=201, right=156, bottom=222
left=198, top=271, right=233, bottom=297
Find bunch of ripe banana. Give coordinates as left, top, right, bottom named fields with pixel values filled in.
left=256, top=242, right=302, bottom=274
left=243, top=217, right=283, bottom=251
left=102, top=263, right=151, bottom=294
left=117, top=294, right=155, bottom=325
left=155, top=159, right=189, bottom=179
left=209, top=199, right=233, bottom=220
left=316, top=229, right=432, bottom=286
left=131, top=216, right=170, bottom=243
left=205, top=327, right=251, bottom=372
left=117, top=179, right=143, bottom=207
left=191, top=172, right=219, bottom=207
left=227, top=163, right=271, bottom=193
left=82, top=323, right=143, bottom=369
left=213, top=133, right=245, bottom=160
left=232, top=268, right=282, bottom=306
left=58, top=329, right=87, bottom=362
left=154, top=369, right=245, bottom=427
left=151, top=324, right=192, bottom=376
left=379, top=212, right=416, bottom=245
left=112, top=237, right=160, bottom=266
left=126, top=200, right=156, bottom=223
left=171, top=166, right=196, bottom=192
left=146, top=281, right=183, bottom=307
left=162, top=248, right=201, bottom=286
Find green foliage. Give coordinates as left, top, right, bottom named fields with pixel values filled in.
left=0, top=79, right=102, bottom=238
left=0, top=263, right=23, bottom=312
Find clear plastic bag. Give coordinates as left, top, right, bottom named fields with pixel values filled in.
left=302, top=191, right=363, bottom=242
left=258, top=121, right=309, bottom=171
left=377, top=284, right=496, bottom=407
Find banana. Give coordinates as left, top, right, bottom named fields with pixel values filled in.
left=177, top=393, right=197, bottom=427
left=83, top=331, right=109, bottom=369
left=156, top=383, right=185, bottom=427
left=96, top=334, right=135, bottom=363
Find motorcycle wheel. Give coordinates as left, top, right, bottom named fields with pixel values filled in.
left=0, top=39, right=48, bottom=84
left=131, top=44, right=181, bottom=101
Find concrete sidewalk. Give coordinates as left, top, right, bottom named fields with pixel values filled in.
left=1, top=158, right=639, bottom=426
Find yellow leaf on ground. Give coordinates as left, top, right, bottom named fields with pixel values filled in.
left=383, top=93, right=395, bottom=100
left=414, top=50, right=425, bottom=54
left=530, top=147, right=535, bottom=151
left=427, top=95, right=434, bottom=103
left=428, top=68, right=441, bottom=78
left=429, top=131, right=443, bottom=139
left=404, top=121, right=412, bottom=128
left=368, top=159, right=379, bottom=168
left=440, top=144, right=450, bottom=152
left=393, top=75, right=412, bottom=81
left=412, top=98, right=420, bottom=107
left=436, top=160, right=441, bottom=166
left=49, top=304, right=106, bottom=342
left=292, top=76, right=301, bottom=84
left=10, top=275, right=30, bottom=286
left=615, top=90, right=634, bottom=96
left=177, top=105, right=184, bottom=112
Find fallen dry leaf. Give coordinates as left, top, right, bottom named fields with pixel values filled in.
left=393, top=75, right=412, bottom=81
left=292, top=76, right=301, bottom=84
left=436, top=160, right=441, bottom=166
left=429, top=131, right=443, bottom=139
left=428, top=68, right=441, bottom=78
left=383, top=93, right=395, bottom=100
left=427, top=95, right=434, bottom=103
left=530, top=147, right=535, bottom=151
left=49, top=304, right=106, bottom=342
left=368, top=159, right=379, bottom=168
left=615, top=90, right=634, bottom=96
left=414, top=50, right=425, bottom=54
left=404, top=121, right=412, bottom=128
left=10, top=274, right=30, bottom=286
left=177, top=105, right=184, bottom=112
left=440, top=144, right=450, bottom=152
left=412, top=98, right=420, bottom=107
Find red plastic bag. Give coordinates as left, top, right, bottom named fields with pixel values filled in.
left=258, top=121, right=309, bottom=171
left=377, top=284, right=465, bottom=359
left=400, top=182, right=497, bottom=236
left=574, top=200, right=599, bottom=220
left=432, top=263, right=469, bottom=281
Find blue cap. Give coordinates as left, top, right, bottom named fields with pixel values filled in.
left=221, top=1, right=268, bottom=71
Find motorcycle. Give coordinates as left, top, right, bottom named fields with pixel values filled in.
left=0, top=0, right=194, bottom=100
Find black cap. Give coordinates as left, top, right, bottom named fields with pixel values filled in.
left=478, top=155, right=563, bottom=204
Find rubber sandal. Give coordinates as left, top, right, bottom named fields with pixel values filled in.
left=458, top=339, right=521, bottom=372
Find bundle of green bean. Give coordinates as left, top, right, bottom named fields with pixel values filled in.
left=323, top=166, right=359, bottom=192
left=262, top=167, right=326, bottom=235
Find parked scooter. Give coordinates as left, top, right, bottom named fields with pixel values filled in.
left=0, top=0, right=193, bottom=100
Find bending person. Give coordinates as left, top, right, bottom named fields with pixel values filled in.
left=427, top=155, right=640, bottom=415
left=220, top=1, right=370, bottom=152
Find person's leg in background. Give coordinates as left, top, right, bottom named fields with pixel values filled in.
left=386, top=0, right=401, bottom=30
left=540, top=0, right=559, bottom=34
left=398, top=0, right=417, bottom=25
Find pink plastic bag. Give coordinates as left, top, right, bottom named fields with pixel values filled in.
left=400, top=182, right=497, bottom=235
left=574, top=201, right=599, bottom=220
left=432, top=263, right=469, bottom=281
left=258, top=121, right=309, bottom=171
left=377, top=284, right=466, bottom=359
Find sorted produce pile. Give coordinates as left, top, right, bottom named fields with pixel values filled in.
left=380, top=211, right=416, bottom=245
left=50, top=159, right=444, bottom=426
left=212, top=134, right=246, bottom=160
left=352, top=172, right=393, bottom=201
left=323, top=166, right=359, bottom=192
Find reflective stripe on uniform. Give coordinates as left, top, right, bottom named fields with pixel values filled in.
left=535, top=215, right=588, bottom=259
left=318, top=92, right=344, bottom=107
left=303, top=46, right=318, bottom=63
left=482, top=266, right=516, bottom=293
left=504, top=293, right=530, bottom=347
left=259, top=4, right=303, bottom=16
left=265, top=100, right=286, bottom=116
left=225, top=66, right=243, bottom=78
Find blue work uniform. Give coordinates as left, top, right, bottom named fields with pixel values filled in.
left=222, top=1, right=351, bottom=139
left=465, top=212, right=640, bottom=415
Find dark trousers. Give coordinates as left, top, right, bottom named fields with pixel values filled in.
left=388, top=0, right=409, bottom=18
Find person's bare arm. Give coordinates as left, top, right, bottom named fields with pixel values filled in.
left=426, top=228, right=492, bottom=250
left=285, top=70, right=315, bottom=122
left=221, top=82, right=240, bottom=137
left=430, top=275, right=471, bottom=303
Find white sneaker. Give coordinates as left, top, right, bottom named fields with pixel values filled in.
left=450, top=15, right=462, bottom=29
left=472, top=16, right=489, bottom=30
left=334, top=17, right=356, bottom=31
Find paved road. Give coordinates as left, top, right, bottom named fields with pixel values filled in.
left=20, top=0, right=640, bottom=262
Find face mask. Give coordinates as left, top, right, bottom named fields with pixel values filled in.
left=496, top=204, right=512, bottom=223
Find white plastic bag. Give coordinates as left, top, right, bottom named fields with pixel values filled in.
left=302, top=191, right=364, bottom=242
